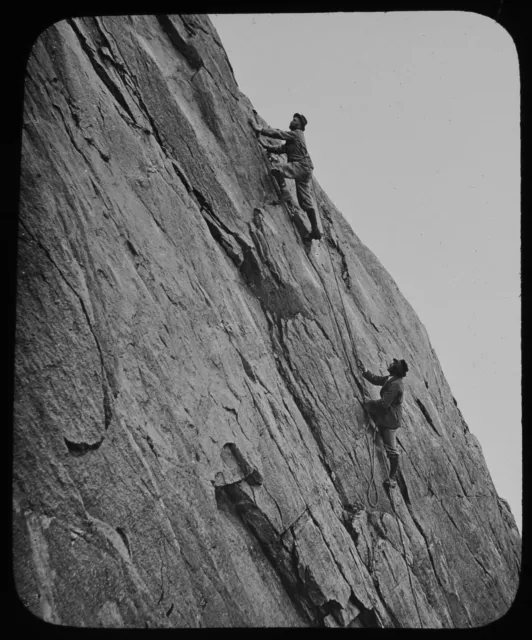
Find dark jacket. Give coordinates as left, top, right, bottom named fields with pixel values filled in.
left=363, top=370, right=404, bottom=430
left=260, top=127, right=314, bottom=170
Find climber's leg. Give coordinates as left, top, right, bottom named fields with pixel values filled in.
left=270, top=166, right=293, bottom=204
left=305, top=206, right=323, bottom=240
left=271, top=167, right=286, bottom=188
left=293, top=173, right=323, bottom=239
left=380, top=427, right=400, bottom=486
left=388, top=454, right=399, bottom=481
left=279, top=161, right=314, bottom=210
left=380, top=427, right=398, bottom=458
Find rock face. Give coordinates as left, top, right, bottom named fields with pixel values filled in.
left=15, top=15, right=520, bottom=628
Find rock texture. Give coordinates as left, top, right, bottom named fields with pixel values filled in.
left=15, top=15, right=520, bottom=628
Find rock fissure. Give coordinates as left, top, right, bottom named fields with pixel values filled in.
left=50, top=103, right=91, bottom=165
left=94, top=19, right=126, bottom=66
left=169, top=159, right=193, bottom=193
left=302, top=322, right=348, bottom=398
left=270, top=320, right=337, bottom=483
left=293, top=365, right=340, bottom=434
left=215, top=483, right=317, bottom=624
left=236, top=351, right=257, bottom=383
left=248, top=223, right=283, bottom=286
left=200, top=208, right=244, bottom=268
left=156, top=15, right=204, bottom=72
left=261, top=484, right=285, bottom=526
left=201, top=58, right=241, bottom=102
left=278, top=322, right=336, bottom=412
left=67, top=19, right=138, bottom=126
left=126, top=78, right=172, bottom=157
left=439, top=499, right=464, bottom=536
left=458, top=447, right=479, bottom=488
left=305, top=254, right=356, bottom=377
left=115, top=526, right=131, bottom=558
left=20, top=222, right=114, bottom=433
left=307, top=509, right=363, bottom=613
left=280, top=486, right=328, bottom=538
left=370, top=320, right=380, bottom=333
left=445, top=451, right=470, bottom=497
left=156, top=537, right=167, bottom=606
left=371, top=576, right=400, bottom=628
left=415, top=398, right=440, bottom=436
left=400, top=502, right=449, bottom=601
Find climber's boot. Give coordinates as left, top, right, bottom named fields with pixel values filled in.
left=384, top=456, right=399, bottom=488
left=306, top=207, right=323, bottom=240
left=271, top=168, right=285, bottom=189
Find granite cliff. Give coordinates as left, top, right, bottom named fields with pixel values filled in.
left=14, top=14, right=520, bottom=627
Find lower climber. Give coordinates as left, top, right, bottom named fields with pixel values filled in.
left=361, top=358, right=409, bottom=488
left=249, top=113, right=323, bottom=240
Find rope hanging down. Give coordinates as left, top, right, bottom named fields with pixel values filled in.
left=308, top=179, right=379, bottom=507
left=254, top=122, right=423, bottom=627
left=265, top=167, right=423, bottom=627
left=310, top=179, right=423, bottom=627
left=365, top=421, right=379, bottom=508
left=266, top=160, right=380, bottom=507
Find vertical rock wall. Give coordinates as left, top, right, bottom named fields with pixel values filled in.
left=14, top=15, right=520, bottom=627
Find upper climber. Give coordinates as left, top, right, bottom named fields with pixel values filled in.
left=361, top=358, right=409, bottom=488
left=249, top=113, right=323, bottom=240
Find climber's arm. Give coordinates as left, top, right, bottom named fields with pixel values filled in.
left=260, top=126, right=299, bottom=141
left=362, top=370, right=389, bottom=386
left=248, top=119, right=297, bottom=141
left=260, top=139, right=286, bottom=154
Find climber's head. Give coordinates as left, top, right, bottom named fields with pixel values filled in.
left=388, top=358, right=409, bottom=378
left=290, top=113, right=308, bottom=131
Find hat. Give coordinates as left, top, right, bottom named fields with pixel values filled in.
left=293, top=113, right=308, bottom=129
left=393, top=358, right=409, bottom=377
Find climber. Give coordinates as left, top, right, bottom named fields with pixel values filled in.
left=361, top=358, right=409, bottom=488
left=248, top=113, right=323, bottom=240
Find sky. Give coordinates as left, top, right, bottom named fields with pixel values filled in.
left=210, top=11, right=521, bottom=531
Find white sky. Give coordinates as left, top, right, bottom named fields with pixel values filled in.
left=209, top=11, right=521, bottom=531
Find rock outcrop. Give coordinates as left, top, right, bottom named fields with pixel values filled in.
left=14, top=15, right=520, bottom=628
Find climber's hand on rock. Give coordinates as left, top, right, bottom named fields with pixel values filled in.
left=248, top=118, right=262, bottom=133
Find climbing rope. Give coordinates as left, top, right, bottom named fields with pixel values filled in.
left=255, top=125, right=422, bottom=627
left=307, top=179, right=381, bottom=508
left=310, top=179, right=423, bottom=628
left=263, top=162, right=381, bottom=508
left=365, top=421, right=379, bottom=508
